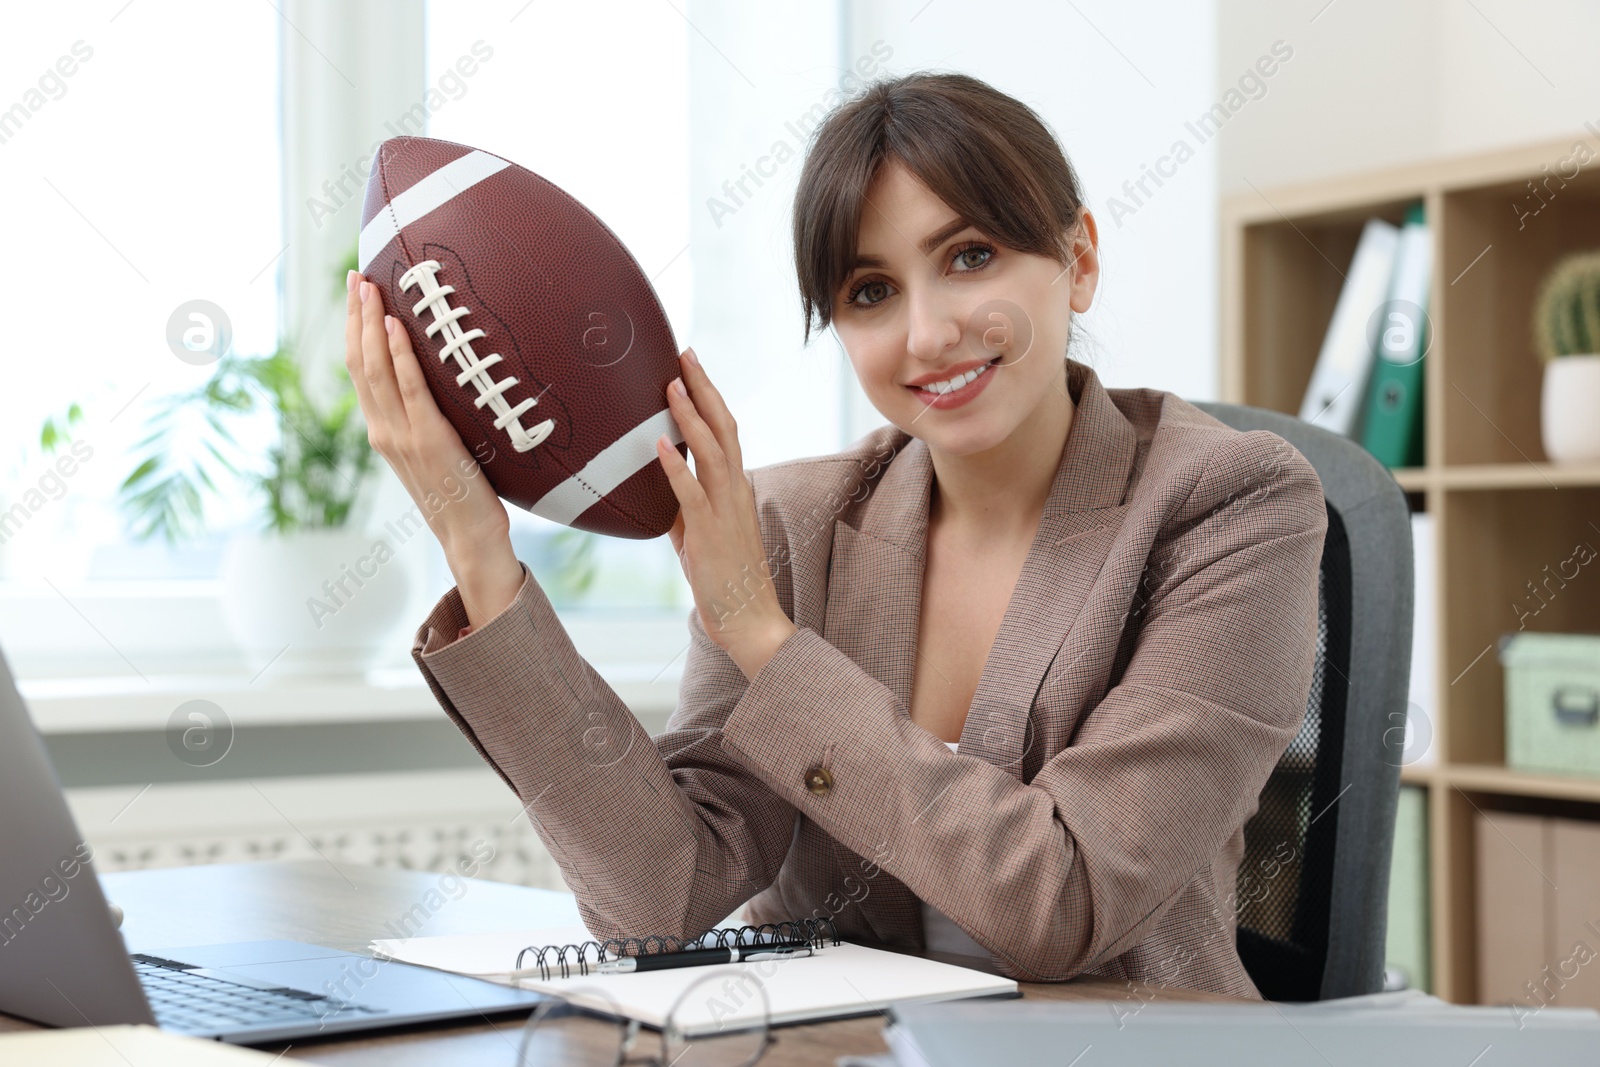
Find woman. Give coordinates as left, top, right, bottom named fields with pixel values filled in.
left=344, top=72, right=1327, bottom=998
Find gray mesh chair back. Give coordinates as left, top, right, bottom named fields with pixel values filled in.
left=1190, top=401, right=1413, bottom=1001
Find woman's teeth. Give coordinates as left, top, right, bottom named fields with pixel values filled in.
left=917, top=357, right=998, bottom=395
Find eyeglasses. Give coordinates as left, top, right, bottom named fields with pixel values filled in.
left=516, top=968, right=773, bottom=1067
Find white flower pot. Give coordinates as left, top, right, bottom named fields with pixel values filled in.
left=1542, top=354, right=1600, bottom=464
left=219, top=529, right=411, bottom=677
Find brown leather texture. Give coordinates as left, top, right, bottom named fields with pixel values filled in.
left=409, top=358, right=1330, bottom=997
left=361, top=135, right=685, bottom=538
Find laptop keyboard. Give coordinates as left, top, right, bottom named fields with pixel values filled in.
left=133, top=953, right=383, bottom=1032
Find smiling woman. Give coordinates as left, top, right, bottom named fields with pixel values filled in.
left=398, top=70, right=1329, bottom=999
left=784, top=74, right=1101, bottom=760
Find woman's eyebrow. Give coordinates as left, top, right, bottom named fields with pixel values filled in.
left=850, top=216, right=970, bottom=269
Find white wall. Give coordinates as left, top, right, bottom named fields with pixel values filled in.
left=841, top=0, right=1221, bottom=423
left=281, top=0, right=425, bottom=398
left=1217, top=0, right=1600, bottom=195
left=684, top=0, right=848, bottom=468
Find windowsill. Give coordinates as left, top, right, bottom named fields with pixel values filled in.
left=3, top=576, right=689, bottom=735
left=21, top=661, right=682, bottom=735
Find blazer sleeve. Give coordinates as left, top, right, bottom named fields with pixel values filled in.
left=714, top=430, right=1329, bottom=982
left=410, top=477, right=798, bottom=943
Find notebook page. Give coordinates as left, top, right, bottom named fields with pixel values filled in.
left=369, top=930, right=1018, bottom=1035
left=371, top=925, right=603, bottom=976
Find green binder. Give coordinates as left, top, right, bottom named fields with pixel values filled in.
left=1361, top=202, right=1430, bottom=469
left=1385, top=784, right=1430, bottom=992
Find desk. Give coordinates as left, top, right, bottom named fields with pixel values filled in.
left=0, top=861, right=1234, bottom=1064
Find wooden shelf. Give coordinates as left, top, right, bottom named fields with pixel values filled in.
left=1400, top=762, right=1600, bottom=804
left=1391, top=467, right=1430, bottom=492
left=1440, top=462, right=1600, bottom=490
left=1385, top=463, right=1600, bottom=491
left=1448, top=764, right=1600, bottom=804
left=1221, top=129, right=1600, bottom=1007
left=1399, top=763, right=1441, bottom=787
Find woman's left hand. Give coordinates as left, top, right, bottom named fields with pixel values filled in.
left=656, top=347, right=797, bottom=680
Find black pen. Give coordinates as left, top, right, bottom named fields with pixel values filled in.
left=593, top=941, right=814, bottom=974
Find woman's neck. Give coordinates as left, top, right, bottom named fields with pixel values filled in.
left=926, top=363, right=1076, bottom=540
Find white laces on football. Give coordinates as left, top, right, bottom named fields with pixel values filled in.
left=397, top=260, right=555, bottom=453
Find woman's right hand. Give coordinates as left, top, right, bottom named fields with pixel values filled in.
left=344, top=270, right=524, bottom=629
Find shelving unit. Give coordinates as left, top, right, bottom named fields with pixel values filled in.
left=1221, top=133, right=1600, bottom=1005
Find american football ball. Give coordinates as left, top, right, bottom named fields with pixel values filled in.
left=358, top=135, right=686, bottom=539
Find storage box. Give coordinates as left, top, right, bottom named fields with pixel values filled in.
left=1476, top=811, right=1547, bottom=1007
left=1551, top=817, right=1600, bottom=1009
left=1500, top=632, right=1600, bottom=777
left=1476, top=810, right=1600, bottom=1011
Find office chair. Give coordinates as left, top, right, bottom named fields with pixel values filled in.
left=1190, top=401, right=1413, bottom=1002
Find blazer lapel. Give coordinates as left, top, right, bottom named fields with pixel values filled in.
left=821, top=437, right=933, bottom=721
left=817, top=358, right=1142, bottom=946
left=957, top=360, right=1141, bottom=781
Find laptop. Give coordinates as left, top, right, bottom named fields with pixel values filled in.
left=0, top=647, right=548, bottom=1044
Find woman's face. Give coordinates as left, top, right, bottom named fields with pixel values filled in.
left=830, top=158, right=1099, bottom=457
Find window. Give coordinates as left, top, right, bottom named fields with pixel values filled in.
left=0, top=3, right=283, bottom=676
left=0, top=3, right=282, bottom=583
left=1, top=3, right=853, bottom=682
left=421, top=0, right=694, bottom=615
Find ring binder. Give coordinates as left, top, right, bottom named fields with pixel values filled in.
left=512, top=917, right=841, bottom=981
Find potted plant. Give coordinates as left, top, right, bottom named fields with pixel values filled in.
left=1533, top=250, right=1600, bottom=464
left=50, top=251, right=604, bottom=673
left=110, top=302, right=602, bottom=672
left=118, top=344, right=407, bottom=675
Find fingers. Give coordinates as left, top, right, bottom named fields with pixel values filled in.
left=344, top=271, right=379, bottom=418
left=384, top=308, right=444, bottom=426
left=657, top=430, right=710, bottom=524
left=677, top=347, right=743, bottom=473
left=665, top=373, right=729, bottom=499
left=665, top=507, right=686, bottom=561
left=358, top=278, right=409, bottom=437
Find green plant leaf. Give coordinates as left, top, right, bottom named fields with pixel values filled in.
left=112, top=261, right=376, bottom=542
left=120, top=456, right=160, bottom=490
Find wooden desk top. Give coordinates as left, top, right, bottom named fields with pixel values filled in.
left=0, top=861, right=1233, bottom=1064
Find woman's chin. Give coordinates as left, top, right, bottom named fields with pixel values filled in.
left=907, top=419, right=1010, bottom=459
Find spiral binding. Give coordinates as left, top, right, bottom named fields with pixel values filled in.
left=511, top=916, right=840, bottom=981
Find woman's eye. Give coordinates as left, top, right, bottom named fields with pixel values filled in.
left=952, top=244, right=994, bottom=271
left=847, top=280, right=891, bottom=306
left=843, top=243, right=995, bottom=309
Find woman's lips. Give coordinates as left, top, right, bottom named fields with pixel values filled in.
left=908, top=356, right=1000, bottom=410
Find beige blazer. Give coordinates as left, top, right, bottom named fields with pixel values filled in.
left=411, top=357, right=1328, bottom=998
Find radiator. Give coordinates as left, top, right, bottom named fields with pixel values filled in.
left=64, top=768, right=567, bottom=890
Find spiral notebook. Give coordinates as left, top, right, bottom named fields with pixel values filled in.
left=368, top=917, right=1019, bottom=1036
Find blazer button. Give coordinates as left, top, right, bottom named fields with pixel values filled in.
left=804, top=766, right=833, bottom=795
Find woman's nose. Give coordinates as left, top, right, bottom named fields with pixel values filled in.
left=902, top=282, right=966, bottom=363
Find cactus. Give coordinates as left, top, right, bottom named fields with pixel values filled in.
left=1533, top=250, right=1600, bottom=362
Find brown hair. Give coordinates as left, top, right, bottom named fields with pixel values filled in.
left=791, top=71, right=1091, bottom=346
